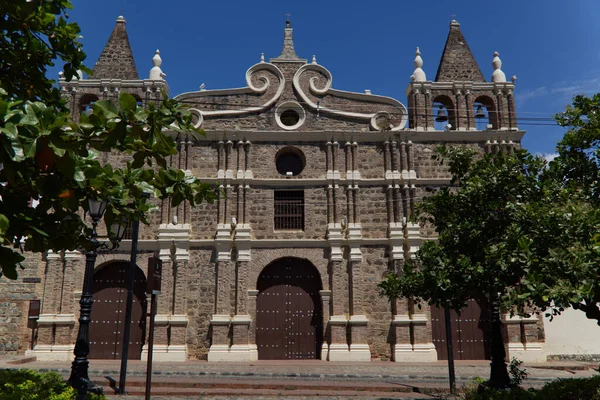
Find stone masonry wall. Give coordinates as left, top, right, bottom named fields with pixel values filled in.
left=248, top=187, right=327, bottom=240
left=186, top=247, right=215, bottom=360
left=361, top=245, right=393, bottom=360
left=0, top=255, right=44, bottom=355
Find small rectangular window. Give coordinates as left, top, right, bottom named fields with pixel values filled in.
left=274, top=190, right=304, bottom=230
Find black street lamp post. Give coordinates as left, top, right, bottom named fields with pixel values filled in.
left=488, top=297, right=511, bottom=388
left=68, top=198, right=127, bottom=400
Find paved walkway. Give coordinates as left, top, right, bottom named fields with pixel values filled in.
left=1, top=358, right=594, bottom=380
left=1, top=357, right=596, bottom=399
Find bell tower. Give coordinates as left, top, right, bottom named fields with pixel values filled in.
left=59, top=16, right=169, bottom=122
left=406, top=20, right=517, bottom=132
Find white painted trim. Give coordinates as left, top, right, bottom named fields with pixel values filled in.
left=210, top=315, right=231, bottom=325
left=231, top=315, right=252, bottom=325
left=349, top=315, right=369, bottom=325
left=37, top=314, right=76, bottom=325
left=329, top=315, right=348, bottom=324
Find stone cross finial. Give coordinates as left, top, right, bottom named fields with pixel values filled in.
left=270, top=17, right=305, bottom=62
left=491, top=51, right=507, bottom=82
left=411, top=47, right=426, bottom=82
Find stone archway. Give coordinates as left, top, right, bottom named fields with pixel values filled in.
left=256, top=257, right=323, bottom=360
left=89, top=261, right=147, bottom=359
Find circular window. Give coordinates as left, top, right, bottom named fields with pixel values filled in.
left=275, top=101, right=306, bottom=130
left=280, top=109, right=300, bottom=126
left=276, top=148, right=305, bottom=176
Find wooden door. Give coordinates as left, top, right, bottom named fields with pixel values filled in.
left=256, top=258, right=322, bottom=360
left=89, top=262, right=147, bottom=359
left=431, top=299, right=491, bottom=360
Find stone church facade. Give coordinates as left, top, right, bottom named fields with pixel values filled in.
left=1, top=17, right=545, bottom=362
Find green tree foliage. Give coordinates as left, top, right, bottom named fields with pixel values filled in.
left=507, top=94, right=600, bottom=323
left=0, top=1, right=215, bottom=279
left=379, top=146, right=553, bottom=313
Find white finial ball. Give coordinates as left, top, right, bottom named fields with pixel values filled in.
left=492, top=51, right=506, bottom=83
left=260, top=53, right=265, bottom=63
left=412, top=47, right=426, bottom=82
left=153, top=49, right=162, bottom=67
left=312, top=55, right=317, bottom=64
left=492, top=51, right=502, bottom=70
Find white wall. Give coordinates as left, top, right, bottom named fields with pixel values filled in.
left=544, top=307, right=600, bottom=358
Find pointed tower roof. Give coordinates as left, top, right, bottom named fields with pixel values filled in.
left=435, top=20, right=485, bottom=82
left=91, top=16, right=139, bottom=80
left=270, top=20, right=306, bottom=63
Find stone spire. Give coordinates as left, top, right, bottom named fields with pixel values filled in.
left=411, top=47, right=427, bottom=82
left=270, top=20, right=306, bottom=62
left=491, top=51, right=507, bottom=83
left=91, top=16, right=139, bottom=80
left=435, top=20, right=485, bottom=82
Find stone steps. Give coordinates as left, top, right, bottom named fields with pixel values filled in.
left=94, top=377, right=431, bottom=398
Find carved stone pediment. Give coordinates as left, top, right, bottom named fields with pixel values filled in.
left=175, top=59, right=407, bottom=133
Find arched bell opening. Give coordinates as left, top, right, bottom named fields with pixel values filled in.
left=89, top=261, right=147, bottom=360
left=78, top=94, right=99, bottom=117
left=474, top=95, right=498, bottom=130
left=255, top=257, right=323, bottom=360
left=433, top=95, right=456, bottom=131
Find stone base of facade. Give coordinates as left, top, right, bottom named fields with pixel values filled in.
left=207, top=344, right=258, bottom=362
left=349, top=344, right=371, bottom=361
left=327, top=343, right=350, bottom=361
left=393, top=343, right=438, bottom=362
left=141, top=344, right=187, bottom=362
left=326, top=343, right=372, bottom=361
left=26, top=345, right=74, bottom=361
left=508, top=343, right=545, bottom=362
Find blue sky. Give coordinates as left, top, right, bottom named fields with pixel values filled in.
left=59, top=0, right=600, bottom=156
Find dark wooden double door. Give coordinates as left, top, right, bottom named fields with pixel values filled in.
left=89, top=262, right=147, bottom=359
left=256, top=258, right=323, bottom=360
left=431, top=299, right=491, bottom=360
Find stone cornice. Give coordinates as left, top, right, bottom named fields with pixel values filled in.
left=188, top=129, right=524, bottom=143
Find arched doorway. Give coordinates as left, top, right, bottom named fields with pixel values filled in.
left=89, top=262, right=147, bottom=359
left=431, top=299, right=491, bottom=360
left=256, top=257, right=323, bottom=360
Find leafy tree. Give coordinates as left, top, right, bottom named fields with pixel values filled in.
left=506, top=94, right=600, bottom=324
left=0, top=0, right=215, bottom=279
left=379, top=146, right=554, bottom=388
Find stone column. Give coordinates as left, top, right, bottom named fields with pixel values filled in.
left=168, top=248, right=189, bottom=361
left=53, top=251, right=80, bottom=354
left=328, top=258, right=349, bottom=361
left=208, top=225, right=234, bottom=361
left=34, top=251, right=63, bottom=360
left=152, top=248, right=173, bottom=360
left=319, top=290, right=331, bottom=360
left=228, top=229, right=256, bottom=361
left=247, top=290, right=258, bottom=347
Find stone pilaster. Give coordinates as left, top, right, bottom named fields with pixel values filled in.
left=320, top=290, right=331, bottom=359
left=208, top=224, right=234, bottom=361
left=504, top=314, right=544, bottom=362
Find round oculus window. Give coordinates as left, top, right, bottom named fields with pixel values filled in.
left=280, top=109, right=300, bottom=127
left=276, top=148, right=305, bottom=176
left=275, top=101, right=306, bottom=130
